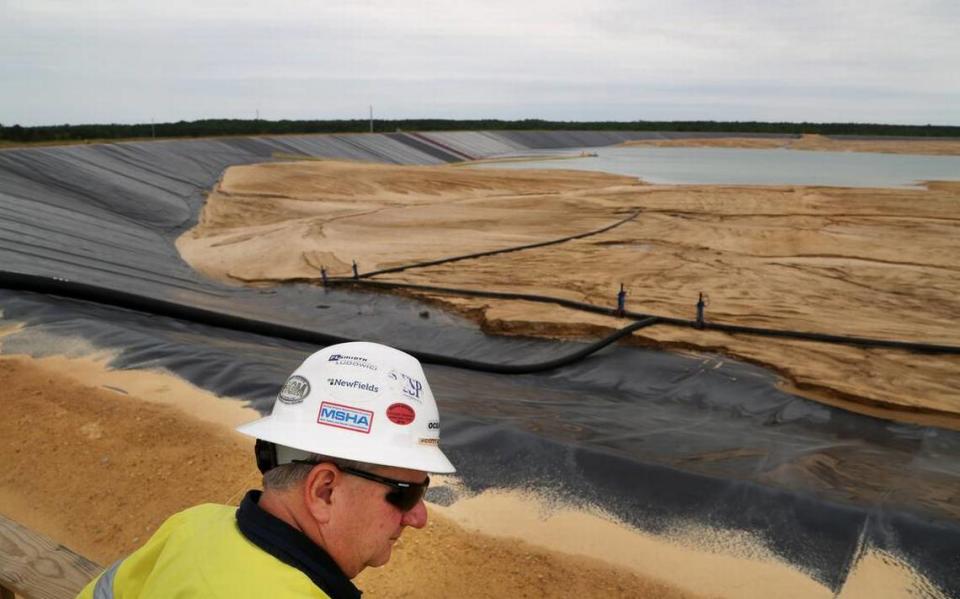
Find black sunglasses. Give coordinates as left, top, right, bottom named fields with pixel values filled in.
left=294, top=461, right=429, bottom=512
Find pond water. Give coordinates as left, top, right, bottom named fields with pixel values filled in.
left=471, top=146, right=960, bottom=188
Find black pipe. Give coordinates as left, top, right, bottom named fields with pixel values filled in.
left=332, top=279, right=960, bottom=355
left=0, top=271, right=658, bottom=374
left=4, top=270, right=957, bottom=379
left=313, top=201, right=960, bottom=355
left=358, top=210, right=640, bottom=278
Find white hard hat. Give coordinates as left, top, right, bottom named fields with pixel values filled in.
left=236, top=342, right=455, bottom=474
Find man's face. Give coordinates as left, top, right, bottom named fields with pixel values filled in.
left=326, top=465, right=429, bottom=577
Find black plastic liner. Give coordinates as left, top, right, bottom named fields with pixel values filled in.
left=1, top=132, right=958, bottom=592
left=3, top=289, right=959, bottom=593
left=385, top=132, right=465, bottom=163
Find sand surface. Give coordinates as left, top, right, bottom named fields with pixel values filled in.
left=177, top=159, right=960, bottom=429
left=1, top=352, right=946, bottom=597
left=178, top=159, right=636, bottom=281
left=622, top=133, right=960, bottom=155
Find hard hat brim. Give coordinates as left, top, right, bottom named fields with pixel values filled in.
left=236, top=416, right=457, bottom=474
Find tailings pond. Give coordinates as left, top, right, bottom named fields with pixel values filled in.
left=473, top=145, right=960, bottom=188
left=1, top=132, right=959, bottom=593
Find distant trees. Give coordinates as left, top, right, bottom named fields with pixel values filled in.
left=2, top=118, right=958, bottom=144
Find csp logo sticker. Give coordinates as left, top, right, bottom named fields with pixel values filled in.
left=387, top=370, right=425, bottom=402
left=401, top=373, right=424, bottom=400
left=278, top=375, right=310, bottom=405
left=317, top=401, right=373, bottom=434
left=386, top=403, right=416, bottom=425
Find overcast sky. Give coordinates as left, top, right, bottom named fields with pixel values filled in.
left=2, top=0, right=958, bottom=126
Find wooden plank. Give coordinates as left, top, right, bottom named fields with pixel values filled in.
left=0, top=513, right=101, bottom=599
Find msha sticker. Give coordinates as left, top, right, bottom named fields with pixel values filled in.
left=386, top=403, right=416, bottom=425
left=317, top=401, right=373, bottom=434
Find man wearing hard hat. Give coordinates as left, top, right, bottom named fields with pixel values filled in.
left=77, top=342, right=456, bottom=599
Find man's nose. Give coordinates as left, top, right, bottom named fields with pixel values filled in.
left=401, top=499, right=428, bottom=529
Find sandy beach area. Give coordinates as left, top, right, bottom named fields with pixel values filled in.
left=0, top=350, right=943, bottom=598
left=622, top=133, right=960, bottom=155
left=177, top=153, right=960, bottom=430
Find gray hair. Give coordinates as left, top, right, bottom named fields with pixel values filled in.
left=262, top=453, right=381, bottom=491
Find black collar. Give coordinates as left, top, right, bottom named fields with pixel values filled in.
left=236, top=490, right=362, bottom=599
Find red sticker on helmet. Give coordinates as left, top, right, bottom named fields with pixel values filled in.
left=386, top=403, right=416, bottom=425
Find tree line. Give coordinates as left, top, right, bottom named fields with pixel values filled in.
left=2, top=118, right=958, bottom=144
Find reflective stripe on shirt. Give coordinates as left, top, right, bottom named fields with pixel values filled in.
left=93, top=560, right=122, bottom=599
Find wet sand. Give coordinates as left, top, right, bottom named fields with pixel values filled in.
left=177, top=159, right=960, bottom=430
left=622, top=133, right=960, bottom=156
left=0, top=353, right=945, bottom=597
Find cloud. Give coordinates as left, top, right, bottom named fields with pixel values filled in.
left=1, top=0, right=957, bottom=125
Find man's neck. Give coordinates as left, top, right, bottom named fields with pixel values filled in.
left=258, top=488, right=309, bottom=534
left=236, top=491, right=362, bottom=598
left=258, top=489, right=350, bottom=573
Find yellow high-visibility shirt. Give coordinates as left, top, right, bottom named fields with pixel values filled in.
left=77, top=496, right=344, bottom=598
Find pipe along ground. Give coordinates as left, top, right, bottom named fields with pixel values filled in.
left=0, top=271, right=659, bottom=374
left=3, top=269, right=957, bottom=388
left=356, top=210, right=641, bottom=279
left=315, top=206, right=959, bottom=355
left=329, top=278, right=960, bottom=355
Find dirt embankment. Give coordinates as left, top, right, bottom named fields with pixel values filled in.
left=177, top=160, right=960, bottom=430
left=0, top=353, right=806, bottom=598
left=0, top=354, right=694, bottom=598
left=621, top=134, right=960, bottom=156
left=2, top=353, right=947, bottom=598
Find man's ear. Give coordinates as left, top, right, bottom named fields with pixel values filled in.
left=303, top=463, right=339, bottom=524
